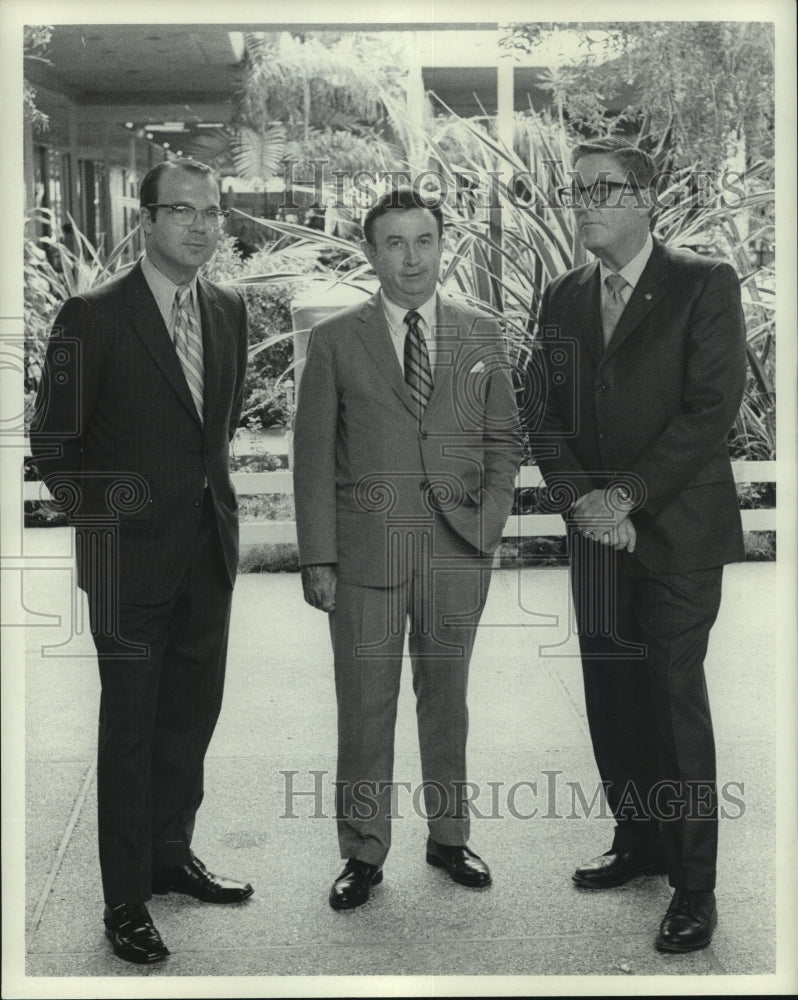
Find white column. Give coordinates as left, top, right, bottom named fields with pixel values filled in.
left=496, top=31, right=514, bottom=153
left=67, top=101, right=80, bottom=220
left=128, top=135, right=138, bottom=184
left=489, top=29, right=515, bottom=310
left=406, top=31, right=425, bottom=165
left=23, top=112, right=35, bottom=212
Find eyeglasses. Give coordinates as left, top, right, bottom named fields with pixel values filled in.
left=555, top=181, right=644, bottom=209
left=146, top=203, right=229, bottom=229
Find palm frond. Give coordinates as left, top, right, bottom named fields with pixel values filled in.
left=230, top=124, right=288, bottom=182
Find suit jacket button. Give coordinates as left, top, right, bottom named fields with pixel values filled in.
left=419, top=480, right=429, bottom=491
left=193, top=498, right=201, bottom=507
left=420, top=430, right=428, bottom=440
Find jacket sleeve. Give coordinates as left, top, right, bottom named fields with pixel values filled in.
left=477, top=324, right=525, bottom=547
left=229, top=291, right=249, bottom=442
left=525, top=283, right=598, bottom=503
left=292, top=324, right=339, bottom=566
left=628, top=261, right=747, bottom=517
left=29, top=296, right=106, bottom=504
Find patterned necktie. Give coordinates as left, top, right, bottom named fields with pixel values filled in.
left=403, top=309, right=433, bottom=420
left=173, top=285, right=204, bottom=422
left=602, top=272, right=628, bottom=346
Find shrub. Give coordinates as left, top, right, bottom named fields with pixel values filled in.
left=202, top=234, right=315, bottom=429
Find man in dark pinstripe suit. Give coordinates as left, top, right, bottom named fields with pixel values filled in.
left=31, top=160, right=253, bottom=964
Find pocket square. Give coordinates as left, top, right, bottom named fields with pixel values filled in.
left=469, top=361, right=486, bottom=373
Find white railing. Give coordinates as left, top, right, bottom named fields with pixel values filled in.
left=229, top=461, right=776, bottom=548
left=23, top=459, right=777, bottom=548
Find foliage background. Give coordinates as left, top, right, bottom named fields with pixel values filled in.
left=23, top=23, right=777, bottom=555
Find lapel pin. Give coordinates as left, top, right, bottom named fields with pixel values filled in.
left=644, top=293, right=652, bottom=300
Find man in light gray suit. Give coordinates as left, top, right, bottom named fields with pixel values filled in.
left=293, top=187, right=523, bottom=910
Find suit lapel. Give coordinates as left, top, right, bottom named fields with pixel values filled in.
left=355, top=293, right=483, bottom=420
left=355, top=294, right=418, bottom=418
left=604, top=239, right=668, bottom=358
left=427, top=295, right=460, bottom=415
left=123, top=263, right=200, bottom=424
left=563, top=261, right=603, bottom=367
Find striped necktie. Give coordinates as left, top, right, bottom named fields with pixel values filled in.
left=602, top=272, right=628, bottom=346
left=173, top=285, right=204, bottom=422
left=403, top=309, right=433, bottom=420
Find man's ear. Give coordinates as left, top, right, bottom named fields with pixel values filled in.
left=360, top=238, right=375, bottom=266
left=638, top=183, right=656, bottom=220
left=140, top=208, right=153, bottom=235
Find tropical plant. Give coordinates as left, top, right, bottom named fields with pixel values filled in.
left=501, top=22, right=775, bottom=171
left=650, top=163, right=775, bottom=459
left=24, top=25, right=53, bottom=132
left=425, top=108, right=776, bottom=461
left=24, top=207, right=141, bottom=421
left=187, top=123, right=289, bottom=188
left=183, top=30, right=407, bottom=186
left=223, top=101, right=775, bottom=460
left=202, top=233, right=320, bottom=429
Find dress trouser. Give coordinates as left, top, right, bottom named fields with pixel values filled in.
left=570, top=531, right=723, bottom=891
left=330, top=522, right=493, bottom=867
left=88, top=491, right=233, bottom=904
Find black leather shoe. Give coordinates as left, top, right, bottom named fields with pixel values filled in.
left=329, top=859, right=383, bottom=910
left=426, top=838, right=492, bottom=888
left=572, top=849, right=666, bottom=889
left=152, top=853, right=253, bottom=903
left=103, top=902, right=169, bottom=965
left=656, top=889, right=717, bottom=952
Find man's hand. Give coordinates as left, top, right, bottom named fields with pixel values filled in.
left=572, top=489, right=637, bottom=552
left=301, top=564, right=337, bottom=612
left=612, top=514, right=637, bottom=553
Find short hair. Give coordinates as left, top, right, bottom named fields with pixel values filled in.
left=571, top=137, right=657, bottom=191
left=362, top=186, right=444, bottom=246
left=139, top=159, right=216, bottom=219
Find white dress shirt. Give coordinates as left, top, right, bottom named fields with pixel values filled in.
left=380, top=290, right=438, bottom=375
left=599, top=231, right=654, bottom=311
left=140, top=253, right=201, bottom=338
left=140, top=254, right=207, bottom=484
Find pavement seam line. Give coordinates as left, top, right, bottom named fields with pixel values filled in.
left=26, top=753, right=98, bottom=948
left=703, top=943, right=726, bottom=974
left=544, top=659, right=592, bottom=739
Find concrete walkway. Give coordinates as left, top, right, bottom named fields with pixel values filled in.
left=9, top=527, right=794, bottom=995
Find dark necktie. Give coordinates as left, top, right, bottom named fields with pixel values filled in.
left=602, top=272, right=628, bottom=346
left=403, top=309, right=433, bottom=419
left=173, top=285, right=204, bottom=421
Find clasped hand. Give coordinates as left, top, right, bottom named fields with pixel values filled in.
left=572, top=489, right=636, bottom=552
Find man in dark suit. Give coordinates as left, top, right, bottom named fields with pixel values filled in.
left=525, top=138, right=747, bottom=952
left=31, top=159, right=253, bottom=964
left=293, top=187, right=524, bottom=910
